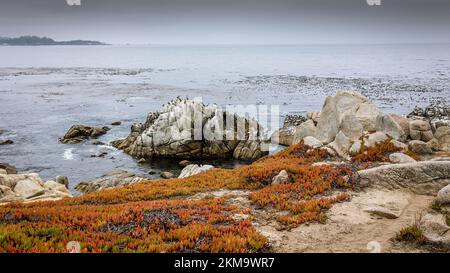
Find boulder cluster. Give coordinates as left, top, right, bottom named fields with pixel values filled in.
left=273, top=91, right=450, bottom=159
left=0, top=166, right=71, bottom=204
left=111, top=98, right=268, bottom=161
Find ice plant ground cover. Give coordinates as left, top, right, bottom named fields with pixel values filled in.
left=0, top=141, right=398, bottom=253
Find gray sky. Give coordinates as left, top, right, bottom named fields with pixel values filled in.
left=0, top=0, right=449, bottom=44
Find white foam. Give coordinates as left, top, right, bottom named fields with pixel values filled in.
left=63, top=148, right=75, bottom=160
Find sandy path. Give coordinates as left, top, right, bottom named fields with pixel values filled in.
left=192, top=187, right=435, bottom=253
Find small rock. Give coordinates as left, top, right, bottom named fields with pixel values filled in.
left=410, top=120, right=431, bottom=131
left=271, top=170, right=290, bottom=185
left=44, top=180, right=70, bottom=194
left=363, top=206, right=399, bottom=219
left=419, top=213, right=450, bottom=247
left=349, top=140, right=362, bottom=154
left=148, top=170, right=156, bottom=175
left=160, top=171, right=174, bottom=179
left=91, top=140, right=105, bottom=146
left=179, top=160, right=191, bottom=167
left=0, top=139, right=14, bottom=145
left=390, top=139, right=407, bottom=150
left=436, top=184, right=450, bottom=205
left=389, top=153, right=416, bottom=164
left=408, top=140, right=433, bottom=154
left=56, top=176, right=69, bottom=187
left=138, top=158, right=146, bottom=164
left=427, top=138, right=440, bottom=151
left=111, top=121, right=122, bottom=126
left=178, top=164, right=214, bottom=178
left=302, top=136, right=323, bottom=148
left=363, top=131, right=389, bottom=148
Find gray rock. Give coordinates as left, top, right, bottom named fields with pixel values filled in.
left=292, top=120, right=317, bottom=145
left=363, top=206, right=399, bottom=219
left=408, top=140, right=433, bottom=154
left=355, top=161, right=450, bottom=195
left=363, top=132, right=389, bottom=148
left=91, top=140, right=105, bottom=145
left=340, top=114, right=364, bottom=141
left=314, top=91, right=380, bottom=144
left=60, top=124, right=108, bottom=144
left=111, top=121, right=122, bottom=126
left=435, top=126, right=450, bottom=152
left=302, top=136, right=323, bottom=148
left=327, top=131, right=351, bottom=159
left=160, top=171, right=174, bottom=179
left=390, top=139, right=407, bottom=150
left=410, top=120, right=431, bottom=131
left=271, top=126, right=296, bottom=146
left=178, top=164, right=214, bottom=178
left=389, top=153, right=416, bottom=164
left=112, top=98, right=268, bottom=161
left=349, top=140, right=362, bottom=154
left=13, top=176, right=46, bottom=199
left=271, top=170, right=290, bottom=185
left=375, top=113, right=407, bottom=142
left=0, top=139, right=14, bottom=145
left=179, top=160, right=191, bottom=167
left=0, top=162, right=17, bottom=174
left=419, top=213, right=450, bottom=247
left=75, top=170, right=143, bottom=193
left=436, top=184, right=450, bottom=205
left=56, top=175, right=69, bottom=187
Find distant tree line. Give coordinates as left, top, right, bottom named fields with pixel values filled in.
left=0, top=36, right=107, bottom=46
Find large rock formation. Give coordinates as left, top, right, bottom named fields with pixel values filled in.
left=112, top=98, right=268, bottom=161
left=354, top=161, right=450, bottom=195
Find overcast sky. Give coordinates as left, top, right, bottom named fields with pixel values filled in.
left=0, top=0, right=449, bottom=44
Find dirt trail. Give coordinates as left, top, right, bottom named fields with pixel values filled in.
left=191, top=187, right=435, bottom=253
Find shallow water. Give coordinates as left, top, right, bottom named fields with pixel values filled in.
left=0, top=44, right=449, bottom=192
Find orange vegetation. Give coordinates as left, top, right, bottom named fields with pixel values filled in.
left=0, top=141, right=399, bottom=253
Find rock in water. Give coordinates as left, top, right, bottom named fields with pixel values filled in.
left=178, top=164, right=214, bottom=178
left=111, top=98, right=268, bottom=161
left=0, top=139, right=14, bottom=145
left=160, top=171, right=174, bottom=179
left=60, top=124, right=108, bottom=144
left=56, top=175, right=69, bottom=187
left=355, top=161, right=450, bottom=195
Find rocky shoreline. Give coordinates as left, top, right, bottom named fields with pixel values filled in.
left=1, top=90, right=449, bottom=252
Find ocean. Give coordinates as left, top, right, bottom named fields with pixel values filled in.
left=1, top=44, right=449, bottom=191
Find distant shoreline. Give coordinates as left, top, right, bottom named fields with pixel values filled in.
left=0, top=35, right=108, bottom=46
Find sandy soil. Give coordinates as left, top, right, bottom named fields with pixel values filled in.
left=191, top=188, right=435, bottom=253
